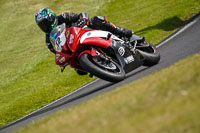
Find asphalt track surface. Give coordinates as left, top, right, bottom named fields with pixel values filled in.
left=1, top=14, right=200, bottom=133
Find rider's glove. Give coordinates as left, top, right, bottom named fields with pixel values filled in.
left=77, top=18, right=89, bottom=28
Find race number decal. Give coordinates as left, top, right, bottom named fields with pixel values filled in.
left=56, top=37, right=61, bottom=45
left=55, top=32, right=66, bottom=52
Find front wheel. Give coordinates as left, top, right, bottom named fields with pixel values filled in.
left=79, top=53, right=125, bottom=82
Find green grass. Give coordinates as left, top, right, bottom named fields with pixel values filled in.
left=0, top=0, right=105, bottom=127
left=0, top=0, right=200, bottom=128
left=16, top=53, right=200, bottom=133
left=97, top=0, right=200, bottom=44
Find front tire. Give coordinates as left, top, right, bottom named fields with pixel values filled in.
left=79, top=53, right=125, bottom=82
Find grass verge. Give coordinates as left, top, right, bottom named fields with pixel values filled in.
left=0, top=0, right=105, bottom=127
left=0, top=0, right=200, bottom=128
left=97, top=0, right=200, bottom=44
left=16, top=53, right=200, bottom=133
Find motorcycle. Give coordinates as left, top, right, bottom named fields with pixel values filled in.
left=50, top=23, right=160, bottom=82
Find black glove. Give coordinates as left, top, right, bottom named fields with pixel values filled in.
left=77, top=18, right=88, bottom=28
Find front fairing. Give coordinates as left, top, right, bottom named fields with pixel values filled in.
left=50, top=25, right=93, bottom=69
left=66, top=27, right=82, bottom=52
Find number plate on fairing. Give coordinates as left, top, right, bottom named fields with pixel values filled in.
left=50, top=24, right=67, bottom=52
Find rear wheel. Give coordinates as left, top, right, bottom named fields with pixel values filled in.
left=79, top=52, right=125, bottom=82
left=136, top=41, right=160, bottom=66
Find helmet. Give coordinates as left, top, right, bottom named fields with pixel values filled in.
left=35, top=8, right=58, bottom=33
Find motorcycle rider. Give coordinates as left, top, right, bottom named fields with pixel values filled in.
left=35, top=8, right=133, bottom=75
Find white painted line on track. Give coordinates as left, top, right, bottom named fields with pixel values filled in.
left=156, top=15, right=200, bottom=48
left=38, top=79, right=100, bottom=109
left=4, top=79, right=100, bottom=126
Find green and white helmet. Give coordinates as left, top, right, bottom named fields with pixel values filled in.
left=35, top=8, right=58, bottom=33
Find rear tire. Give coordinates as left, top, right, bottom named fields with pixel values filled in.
left=137, top=41, right=160, bottom=66
left=79, top=53, right=125, bottom=82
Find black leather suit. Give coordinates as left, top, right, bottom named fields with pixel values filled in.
left=45, top=12, right=132, bottom=54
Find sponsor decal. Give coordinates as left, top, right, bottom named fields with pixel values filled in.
left=61, top=13, right=66, bottom=18
left=55, top=54, right=60, bottom=60
left=59, top=57, right=66, bottom=63
left=54, top=32, right=61, bottom=39
left=87, top=32, right=91, bottom=36
left=113, top=40, right=117, bottom=47
left=118, top=47, right=125, bottom=56
left=36, top=14, right=43, bottom=23
left=66, top=30, right=70, bottom=38
left=69, top=34, right=74, bottom=44
left=124, top=55, right=134, bottom=64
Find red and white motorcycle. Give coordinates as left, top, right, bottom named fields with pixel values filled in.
left=50, top=23, right=160, bottom=82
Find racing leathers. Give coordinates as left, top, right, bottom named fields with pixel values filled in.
left=45, top=12, right=133, bottom=54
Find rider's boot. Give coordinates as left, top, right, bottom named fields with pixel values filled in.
left=110, top=25, right=133, bottom=39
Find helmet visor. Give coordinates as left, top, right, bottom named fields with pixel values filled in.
left=38, top=19, right=53, bottom=33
